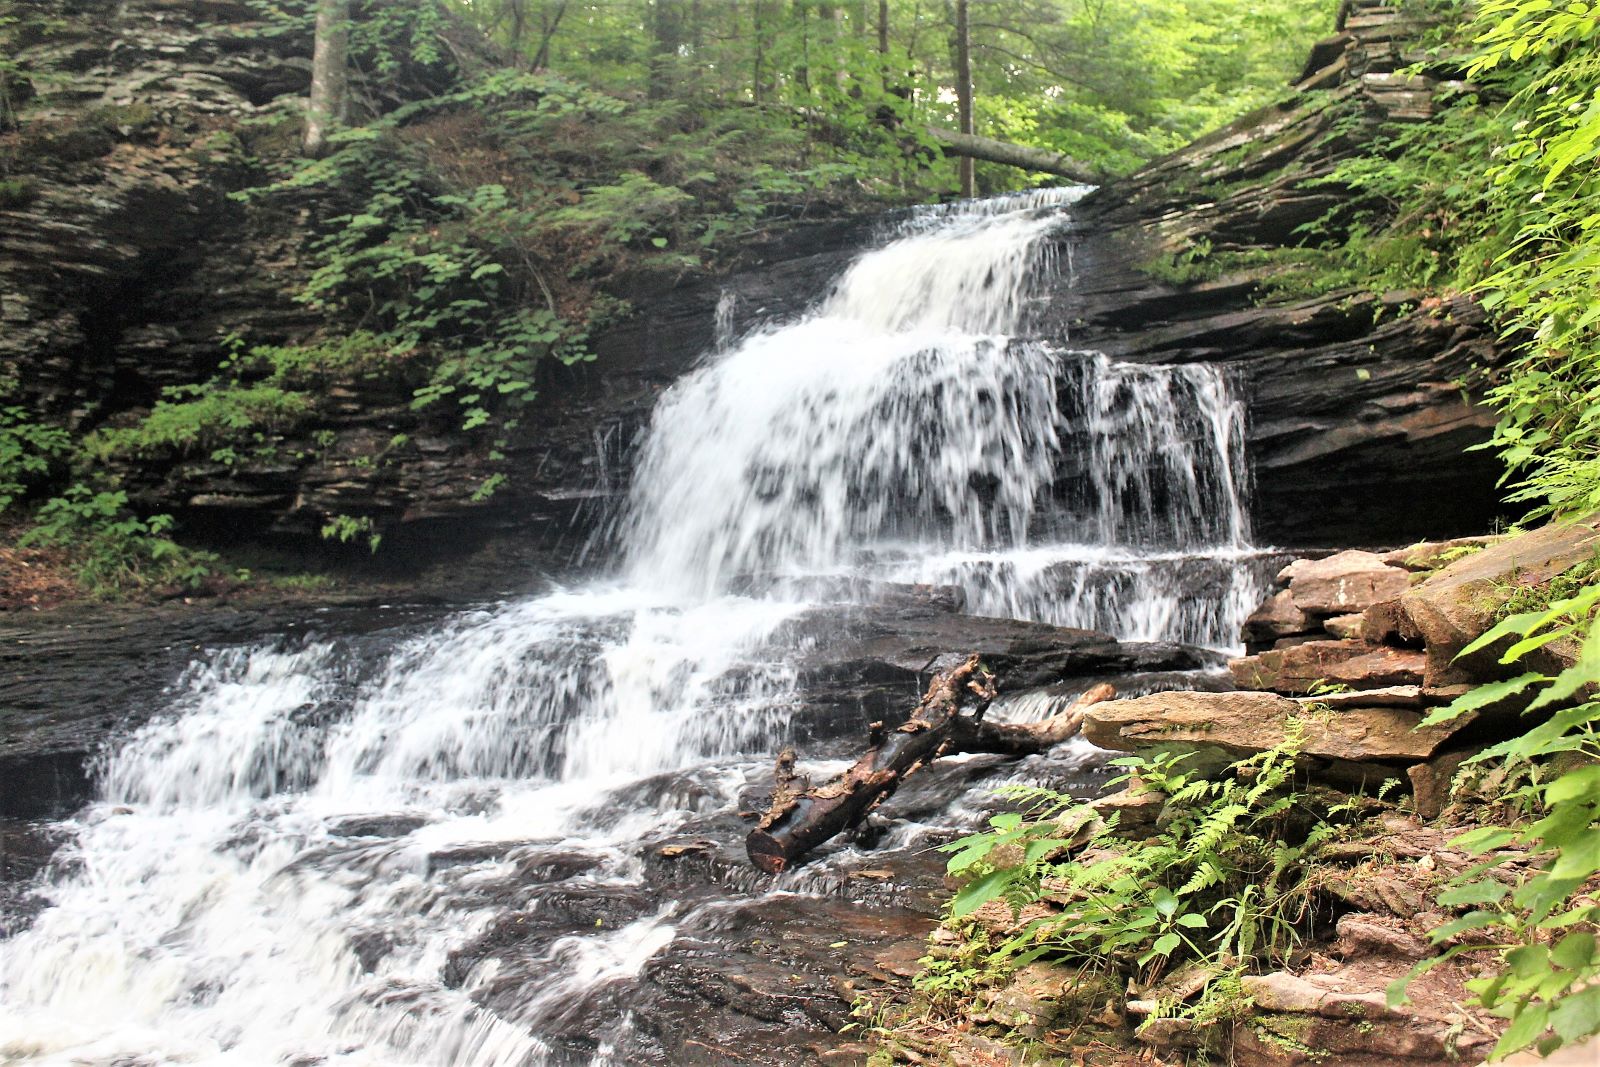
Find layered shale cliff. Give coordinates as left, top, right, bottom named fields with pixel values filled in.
left=1062, top=0, right=1507, bottom=547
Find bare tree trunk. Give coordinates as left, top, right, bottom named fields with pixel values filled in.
left=649, top=0, right=685, bottom=101
left=531, top=0, right=569, bottom=70
left=303, top=0, right=350, bottom=159
left=953, top=0, right=974, bottom=197
left=507, top=0, right=527, bottom=63
left=753, top=0, right=766, bottom=102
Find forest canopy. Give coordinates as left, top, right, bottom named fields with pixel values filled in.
left=444, top=0, right=1341, bottom=185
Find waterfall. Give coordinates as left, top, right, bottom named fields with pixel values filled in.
left=0, top=187, right=1273, bottom=1066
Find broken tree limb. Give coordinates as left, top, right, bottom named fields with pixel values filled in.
left=745, top=659, right=1115, bottom=873
left=746, top=653, right=996, bottom=874
left=925, top=127, right=1104, bottom=185
left=953, top=681, right=1116, bottom=756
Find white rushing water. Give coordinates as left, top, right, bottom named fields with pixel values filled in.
left=1, top=187, right=1273, bottom=1065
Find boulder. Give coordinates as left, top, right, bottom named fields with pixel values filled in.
left=1334, top=913, right=1429, bottom=961
left=1088, top=786, right=1166, bottom=835
left=1406, top=746, right=1481, bottom=820
left=1280, top=550, right=1411, bottom=616
left=1359, top=597, right=1420, bottom=646
left=1233, top=969, right=1494, bottom=1066
left=1229, top=640, right=1425, bottom=693
left=1399, top=516, right=1600, bottom=686
left=1081, top=690, right=1471, bottom=765
left=974, top=963, right=1113, bottom=1038
left=1242, top=589, right=1318, bottom=650
left=1322, top=613, right=1366, bottom=640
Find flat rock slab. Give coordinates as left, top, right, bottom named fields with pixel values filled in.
left=1290, top=684, right=1467, bottom=710
left=1081, top=690, right=1470, bottom=764
left=1400, top=515, right=1600, bottom=685
left=1280, top=550, right=1412, bottom=616
left=1242, top=588, right=1317, bottom=647
left=1229, top=640, right=1425, bottom=693
left=1235, top=968, right=1495, bottom=1066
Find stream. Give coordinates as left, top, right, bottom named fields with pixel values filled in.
left=0, top=189, right=1284, bottom=1065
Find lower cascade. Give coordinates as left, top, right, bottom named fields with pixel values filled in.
left=0, top=190, right=1282, bottom=1065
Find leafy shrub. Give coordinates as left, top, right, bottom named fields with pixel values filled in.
left=20, top=486, right=217, bottom=595
left=0, top=405, right=70, bottom=511
left=1393, top=584, right=1600, bottom=1060
left=926, top=730, right=1335, bottom=1035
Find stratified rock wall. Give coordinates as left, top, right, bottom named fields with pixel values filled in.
left=0, top=0, right=867, bottom=566
left=1059, top=0, right=1506, bottom=547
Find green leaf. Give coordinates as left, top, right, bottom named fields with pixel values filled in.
left=1549, top=932, right=1596, bottom=971
left=1441, top=879, right=1512, bottom=907
left=951, top=869, right=1017, bottom=919
left=1550, top=986, right=1600, bottom=1043
left=1544, top=765, right=1600, bottom=805
left=1420, top=673, right=1546, bottom=725
left=1429, top=911, right=1502, bottom=943
left=1491, top=1002, right=1550, bottom=1058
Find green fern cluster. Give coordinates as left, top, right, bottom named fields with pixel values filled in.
left=924, top=729, right=1339, bottom=1040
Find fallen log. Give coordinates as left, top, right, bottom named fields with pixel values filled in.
left=745, top=658, right=1115, bottom=873
left=925, top=127, right=1104, bottom=186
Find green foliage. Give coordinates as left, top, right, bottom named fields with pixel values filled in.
left=0, top=405, right=70, bottom=512
left=0, top=176, right=36, bottom=208
left=19, top=486, right=217, bottom=595
left=1458, top=0, right=1600, bottom=522
left=924, top=730, right=1334, bottom=1037
left=84, top=385, right=314, bottom=462
left=319, top=513, right=382, bottom=552
left=452, top=0, right=1338, bottom=194
left=1393, top=583, right=1600, bottom=1060
left=1492, top=551, right=1600, bottom=621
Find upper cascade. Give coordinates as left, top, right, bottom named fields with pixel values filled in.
left=619, top=191, right=1085, bottom=600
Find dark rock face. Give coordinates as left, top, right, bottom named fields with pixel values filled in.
left=0, top=0, right=877, bottom=569
left=1052, top=0, right=1509, bottom=547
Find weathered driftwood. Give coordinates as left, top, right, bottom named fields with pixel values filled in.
left=925, top=127, right=1103, bottom=185
left=954, top=681, right=1115, bottom=756
left=745, top=656, right=1114, bottom=873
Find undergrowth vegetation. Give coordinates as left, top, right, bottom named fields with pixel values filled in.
left=1391, top=588, right=1600, bottom=1059
left=900, top=730, right=1351, bottom=1059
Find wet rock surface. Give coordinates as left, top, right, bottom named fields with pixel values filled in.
left=0, top=597, right=463, bottom=818
left=786, top=594, right=1216, bottom=739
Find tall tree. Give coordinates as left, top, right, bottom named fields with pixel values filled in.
left=952, top=0, right=974, bottom=197
left=303, top=0, right=350, bottom=158
left=649, top=0, right=686, bottom=100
